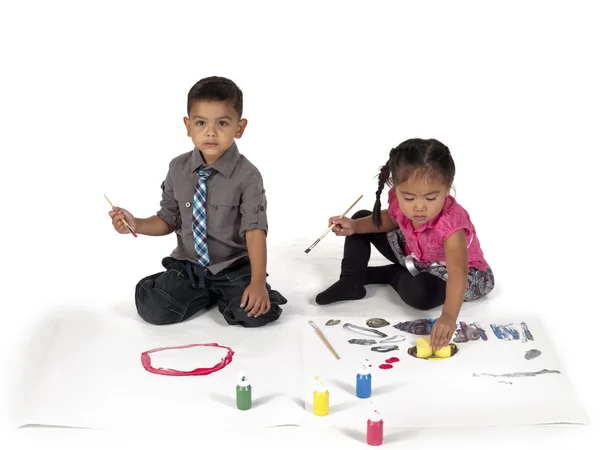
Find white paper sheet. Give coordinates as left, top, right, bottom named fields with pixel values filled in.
left=300, top=315, right=589, bottom=428
left=17, top=308, right=304, bottom=430
left=16, top=309, right=588, bottom=431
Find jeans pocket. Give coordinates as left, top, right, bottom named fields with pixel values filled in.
left=223, top=265, right=251, bottom=283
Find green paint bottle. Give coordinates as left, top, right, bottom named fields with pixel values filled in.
left=236, top=371, right=252, bottom=410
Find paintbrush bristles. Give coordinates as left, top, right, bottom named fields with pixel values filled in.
left=308, top=320, right=340, bottom=360
left=304, top=238, right=321, bottom=253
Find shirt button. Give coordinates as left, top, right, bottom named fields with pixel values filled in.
left=259, top=206, right=265, bottom=211
left=185, top=202, right=190, bottom=208
left=231, top=206, right=236, bottom=211
left=213, top=205, right=218, bottom=210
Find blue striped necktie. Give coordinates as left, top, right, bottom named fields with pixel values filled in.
left=192, top=168, right=213, bottom=285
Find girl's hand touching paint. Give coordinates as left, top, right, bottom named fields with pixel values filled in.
left=430, top=313, right=456, bottom=350
left=330, top=216, right=356, bottom=236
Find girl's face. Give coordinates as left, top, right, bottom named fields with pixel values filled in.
left=394, top=173, right=451, bottom=229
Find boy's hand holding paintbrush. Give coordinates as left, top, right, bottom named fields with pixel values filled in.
left=105, top=194, right=175, bottom=237
left=109, top=206, right=138, bottom=236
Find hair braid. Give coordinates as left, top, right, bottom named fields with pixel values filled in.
left=372, top=161, right=391, bottom=229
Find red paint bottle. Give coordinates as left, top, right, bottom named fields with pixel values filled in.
left=367, top=408, right=383, bottom=446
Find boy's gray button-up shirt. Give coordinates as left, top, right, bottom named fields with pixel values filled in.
left=157, top=142, right=268, bottom=274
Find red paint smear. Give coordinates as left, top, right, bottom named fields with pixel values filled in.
left=379, top=364, right=394, bottom=370
left=140, top=343, right=234, bottom=376
left=385, top=357, right=399, bottom=364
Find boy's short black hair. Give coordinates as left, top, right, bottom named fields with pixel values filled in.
left=187, top=76, right=243, bottom=118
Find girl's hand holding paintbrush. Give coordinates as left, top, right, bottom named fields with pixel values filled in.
left=329, top=216, right=357, bottom=236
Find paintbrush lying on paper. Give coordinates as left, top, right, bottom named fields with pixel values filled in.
left=104, top=194, right=138, bottom=237
left=304, top=194, right=363, bottom=254
left=308, top=320, right=340, bottom=360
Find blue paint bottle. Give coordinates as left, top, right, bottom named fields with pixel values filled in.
left=356, top=358, right=372, bottom=399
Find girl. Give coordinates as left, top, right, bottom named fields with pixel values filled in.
left=315, top=138, right=494, bottom=350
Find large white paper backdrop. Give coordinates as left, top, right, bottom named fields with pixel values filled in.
left=16, top=308, right=304, bottom=430
left=14, top=309, right=588, bottom=431
left=300, top=316, right=588, bottom=428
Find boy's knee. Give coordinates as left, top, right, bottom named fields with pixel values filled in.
left=351, top=209, right=372, bottom=220
left=221, top=301, right=283, bottom=327
left=135, top=276, right=183, bottom=325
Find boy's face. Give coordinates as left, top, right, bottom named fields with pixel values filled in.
left=394, top=174, right=451, bottom=229
left=184, top=100, right=247, bottom=165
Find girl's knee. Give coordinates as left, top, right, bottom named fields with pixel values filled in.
left=402, top=291, right=438, bottom=311
left=351, top=209, right=372, bottom=220
left=396, top=274, right=445, bottom=310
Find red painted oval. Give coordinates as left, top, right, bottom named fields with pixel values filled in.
left=141, top=343, right=234, bottom=376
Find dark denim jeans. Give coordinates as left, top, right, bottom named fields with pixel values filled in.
left=135, top=256, right=287, bottom=327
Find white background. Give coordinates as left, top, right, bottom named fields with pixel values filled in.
left=1, top=0, right=599, bottom=448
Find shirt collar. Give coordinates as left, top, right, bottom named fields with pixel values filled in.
left=191, top=141, right=240, bottom=178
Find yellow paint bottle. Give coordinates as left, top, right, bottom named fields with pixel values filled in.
left=313, top=376, right=329, bottom=416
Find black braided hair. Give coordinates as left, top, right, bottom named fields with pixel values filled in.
left=372, top=138, right=455, bottom=228
left=372, top=156, right=392, bottom=228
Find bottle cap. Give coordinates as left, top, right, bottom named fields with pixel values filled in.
left=369, top=402, right=382, bottom=421
left=358, top=358, right=371, bottom=375
left=369, top=409, right=382, bottom=422
left=238, top=371, right=249, bottom=387
left=314, top=374, right=327, bottom=392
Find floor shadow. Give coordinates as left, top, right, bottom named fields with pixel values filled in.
left=337, top=426, right=363, bottom=442
left=253, top=393, right=279, bottom=408
left=385, top=428, right=421, bottom=443
left=329, top=400, right=356, bottom=414
left=331, top=379, right=355, bottom=396
left=291, top=396, right=306, bottom=410
left=374, top=383, right=404, bottom=395
left=331, top=380, right=403, bottom=397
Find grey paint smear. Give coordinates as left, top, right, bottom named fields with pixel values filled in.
left=473, top=369, right=561, bottom=378
left=371, top=345, right=399, bottom=353
left=343, top=323, right=388, bottom=338
left=348, top=339, right=377, bottom=345
left=326, top=319, right=340, bottom=326
left=366, top=318, right=390, bottom=328
left=521, top=322, right=534, bottom=341
left=524, top=349, right=542, bottom=360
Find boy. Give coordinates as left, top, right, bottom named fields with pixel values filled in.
left=109, top=76, right=287, bottom=327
